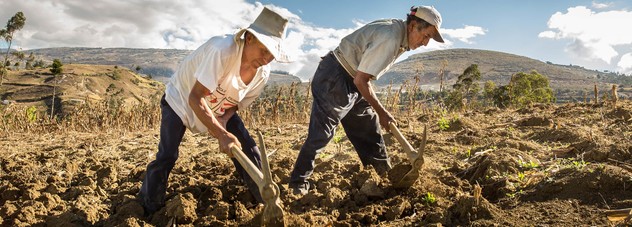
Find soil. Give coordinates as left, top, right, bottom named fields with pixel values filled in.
left=1, top=101, right=631, bottom=226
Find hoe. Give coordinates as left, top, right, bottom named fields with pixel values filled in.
left=387, top=122, right=427, bottom=188
left=230, top=131, right=285, bottom=227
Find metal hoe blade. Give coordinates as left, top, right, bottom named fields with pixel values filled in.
left=230, top=131, right=285, bottom=226
left=387, top=122, right=426, bottom=188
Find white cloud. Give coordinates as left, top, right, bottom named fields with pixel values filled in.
left=618, top=52, right=632, bottom=74
left=0, top=0, right=357, bottom=80
left=441, top=25, right=486, bottom=44
left=538, top=30, right=557, bottom=39
left=540, top=6, right=632, bottom=68
left=0, top=0, right=257, bottom=50
left=592, top=1, right=612, bottom=9
left=0, top=0, right=485, bottom=80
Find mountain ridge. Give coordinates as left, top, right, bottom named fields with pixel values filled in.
left=12, top=47, right=631, bottom=98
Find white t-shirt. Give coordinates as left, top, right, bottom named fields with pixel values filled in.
left=165, top=34, right=269, bottom=134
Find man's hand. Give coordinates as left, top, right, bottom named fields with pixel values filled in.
left=217, top=132, right=240, bottom=158
left=377, top=110, right=395, bottom=132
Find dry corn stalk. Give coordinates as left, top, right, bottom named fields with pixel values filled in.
left=473, top=183, right=482, bottom=206
left=594, top=84, right=599, bottom=104
left=605, top=208, right=632, bottom=223
left=612, top=84, right=618, bottom=108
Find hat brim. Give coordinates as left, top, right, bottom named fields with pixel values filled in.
left=235, top=28, right=292, bottom=63
left=432, top=26, right=444, bottom=43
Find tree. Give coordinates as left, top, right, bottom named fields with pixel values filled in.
left=492, top=85, right=511, bottom=108
left=446, top=64, right=481, bottom=110
left=49, top=59, right=63, bottom=120
left=439, top=59, right=448, bottom=93
left=0, top=12, right=26, bottom=86
left=50, top=59, right=63, bottom=75
left=508, top=71, right=555, bottom=107
left=25, top=52, right=35, bottom=70
left=483, top=81, right=496, bottom=106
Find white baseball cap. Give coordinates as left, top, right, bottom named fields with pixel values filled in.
left=411, top=5, right=444, bottom=43
left=235, top=7, right=292, bottom=62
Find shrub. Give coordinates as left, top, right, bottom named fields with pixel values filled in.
left=438, top=117, right=450, bottom=130
left=509, top=71, right=555, bottom=107
left=445, top=64, right=481, bottom=110
left=50, top=59, right=63, bottom=75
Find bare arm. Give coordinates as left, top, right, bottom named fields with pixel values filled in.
left=353, top=71, right=394, bottom=132
left=188, top=80, right=239, bottom=156
left=217, top=107, right=237, bottom=129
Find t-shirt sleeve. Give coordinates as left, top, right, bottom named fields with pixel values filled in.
left=193, top=41, right=230, bottom=93
left=238, top=69, right=270, bottom=110
left=356, top=32, right=400, bottom=79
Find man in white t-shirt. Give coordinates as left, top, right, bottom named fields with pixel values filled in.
left=289, top=6, right=445, bottom=195
left=139, top=7, right=291, bottom=216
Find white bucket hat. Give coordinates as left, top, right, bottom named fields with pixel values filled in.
left=235, top=7, right=291, bottom=63
left=411, top=5, right=444, bottom=43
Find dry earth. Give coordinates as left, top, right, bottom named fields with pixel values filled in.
left=1, top=101, right=631, bottom=226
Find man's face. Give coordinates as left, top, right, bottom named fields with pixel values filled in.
left=244, top=34, right=274, bottom=68
left=407, top=21, right=438, bottom=50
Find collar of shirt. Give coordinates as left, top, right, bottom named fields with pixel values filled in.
left=400, top=21, right=410, bottom=52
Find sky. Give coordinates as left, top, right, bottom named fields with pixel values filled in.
left=1, top=0, right=632, bottom=81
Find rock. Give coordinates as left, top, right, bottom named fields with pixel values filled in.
left=207, top=201, right=231, bottom=220
left=385, top=199, right=411, bottom=220
left=165, top=193, right=197, bottom=224
left=96, top=166, right=118, bottom=188
left=359, top=174, right=384, bottom=198
left=322, top=187, right=346, bottom=208
left=234, top=202, right=254, bottom=223
left=116, top=200, right=144, bottom=219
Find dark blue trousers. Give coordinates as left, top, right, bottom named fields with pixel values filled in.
left=140, top=95, right=262, bottom=213
left=289, top=53, right=392, bottom=186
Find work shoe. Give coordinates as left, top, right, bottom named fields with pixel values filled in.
left=289, top=182, right=310, bottom=196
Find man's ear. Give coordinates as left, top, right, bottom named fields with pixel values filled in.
left=245, top=32, right=253, bottom=44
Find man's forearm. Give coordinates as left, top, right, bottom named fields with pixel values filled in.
left=353, top=72, right=387, bottom=115
left=188, top=94, right=227, bottom=138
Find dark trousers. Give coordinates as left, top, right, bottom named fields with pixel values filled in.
left=139, top=95, right=262, bottom=213
left=289, top=53, right=391, bottom=185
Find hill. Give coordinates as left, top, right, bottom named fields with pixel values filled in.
left=25, top=47, right=302, bottom=84
left=377, top=48, right=630, bottom=97
left=15, top=47, right=631, bottom=99
left=0, top=64, right=164, bottom=116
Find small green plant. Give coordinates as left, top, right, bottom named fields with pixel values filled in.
left=572, top=160, right=588, bottom=170
left=519, top=160, right=540, bottom=169
left=332, top=126, right=345, bottom=152
left=332, top=134, right=343, bottom=144
left=464, top=148, right=471, bottom=158
left=26, top=106, right=37, bottom=123
left=421, top=192, right=437, bottom=205
left=438, top=117, right=450, bottom=130
left=319, top=152, right=332, bottom=159
left=506, top=189, right=523, bottom=199
left=517, top=172, right=526, bottom=182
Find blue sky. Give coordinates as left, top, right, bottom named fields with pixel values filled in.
left=254, top=0, right=632, bottom=76
left=1, top=0, right=632, bottom=80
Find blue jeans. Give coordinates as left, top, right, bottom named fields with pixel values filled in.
left=139, top=95, right=262, bottom=213
left=289, top=53, right=391, bottom=186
